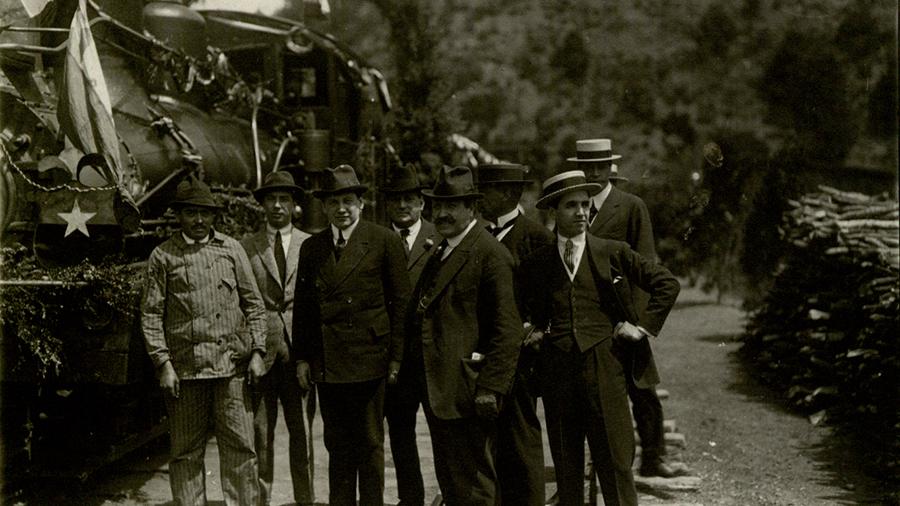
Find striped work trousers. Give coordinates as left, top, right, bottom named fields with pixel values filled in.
left=165, top=375, right=259, bottom=506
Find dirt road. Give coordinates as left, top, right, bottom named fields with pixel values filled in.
left=9, top=284, right=890, bottom=505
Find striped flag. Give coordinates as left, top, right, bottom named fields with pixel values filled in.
left=56, top=0, right=120, bottom=185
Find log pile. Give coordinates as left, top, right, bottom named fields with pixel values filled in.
left=742, top=185, right=899, bottom=476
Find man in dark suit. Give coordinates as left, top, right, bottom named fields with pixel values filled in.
left=293, top=165, right=411, bottom=506
left=242, top=171, right=314, bottom=505
left=407, top=166, right=522, bottom=505
left=380, top=162, right=437, bottom=506
left=521, top=170, right=680, bottom=506
left=477, top=163, right=554, bottom=506
left=572, top=138, right=686, bottom=478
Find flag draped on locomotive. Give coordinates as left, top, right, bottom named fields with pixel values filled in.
left=0, top=0, right=390, bottom=480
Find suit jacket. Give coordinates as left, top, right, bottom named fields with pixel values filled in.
left=408, top=225, right=523, bottom=420
left=590, top=186, right=656, bottom=262
left=498, top=213, right=555, bottom=312
left=241, top=227, right=310, bottom=373
left=293, top=220, right=411, bottom=383
left=521, top=234, right=679, bottom=388
left=405, top=219, right=438, bottom=286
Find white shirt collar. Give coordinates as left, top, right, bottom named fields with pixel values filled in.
left=267, top=223, right=293, bottom=238
left=441, top=218, right=478, bottom=259
left=486, top=207, right=520, bottom=229
left=557, top=232, right=587, bottom=279
left=331, top=218, right=360, bottom=245
left=393, top=218, right=422, bottom=249
left=591, top=183, right=613, bottom=210
left=393, top=218, right=422, bottom=238
left=182, top=231, right=210, bottom=244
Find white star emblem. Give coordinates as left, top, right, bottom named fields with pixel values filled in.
left=57, top=198, right=96, bottom=237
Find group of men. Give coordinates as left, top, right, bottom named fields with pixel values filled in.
left=140, top=137, right=683, bottom=506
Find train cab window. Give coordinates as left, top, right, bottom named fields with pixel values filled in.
left=283, top=51, right=328, bottom=108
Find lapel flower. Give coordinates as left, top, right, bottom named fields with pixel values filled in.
left=423, top=238, right=435, bottom=250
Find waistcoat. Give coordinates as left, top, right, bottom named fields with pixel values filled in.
left=547, top=254, right=614, bottom=352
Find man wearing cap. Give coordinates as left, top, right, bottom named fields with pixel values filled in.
left=478, top=163, right=553, bottom=506
left=292, top=164, right=410, bottom=505
left=570, top=138, right=685, bottom=478
left=407, top=165, right=522, bottom=504
left=241, top=171, right=314, bottom=506
left=142, top=176, right=267, bottom=506
left=520, top=170, right=680, bottom=506
left=380, top=162, right=437, bottom=506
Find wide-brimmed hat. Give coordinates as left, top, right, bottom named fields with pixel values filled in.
left=381, top=162, right=425, bottom=194
left=566, top=138, right=623, bottom=163
left=253, top=170, right=305, bottom=201
left=312, top=164, right=368, bottom=199
left=422, top=165, right=483, bottom=200
left=477, top=163, right=530, bottom=185
left=609, top=164, right=629, bottom=183
left=170, top=176, right=221, bottom=209
left=535, top=170, right=603, bottom=209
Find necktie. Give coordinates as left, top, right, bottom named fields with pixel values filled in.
left=335, top=229, right=346, bottom=261
left=589, top=202, right=599, bottom=223
left=399, top=227, right=411, bottom=252
left=274, top=230, right=286, bottom=282
left=564, top=238, right=576, bottom=273
left=414, top=239, right=449, bottom=304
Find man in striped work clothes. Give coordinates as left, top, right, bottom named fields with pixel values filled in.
left=142, top=176, right=268, bottom=506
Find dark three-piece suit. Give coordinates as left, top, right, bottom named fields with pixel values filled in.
left=521, top=234, right=679, bottom=506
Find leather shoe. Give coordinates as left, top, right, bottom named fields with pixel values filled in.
left=639, top=459, right=693, bottom=478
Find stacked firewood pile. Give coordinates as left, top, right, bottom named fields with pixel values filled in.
left=742, top=185, right=899, bottom=475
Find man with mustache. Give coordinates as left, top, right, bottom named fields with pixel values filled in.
left=293, top=165, right=410, bottom=505
left=520, top=170, right=680, bottom=506
left=407, top=165, right=522, bottom=504
left=241, top=171, right=315, bottom=505
left=142, top=176, right=267, bottom=506
left=380, top=162, right=437, bottom=506
left=477, top=163, right=554, bottom=506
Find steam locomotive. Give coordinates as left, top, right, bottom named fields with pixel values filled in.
left=0, top=0, right=391, bottom=483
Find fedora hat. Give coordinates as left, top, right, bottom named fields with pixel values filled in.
left=381, top=162, right=425, bottom=194
left=609, top=164, right=629, bottom=183
left=253, top=170, right=305, bottom=201
left=535, top=170, right=603, bottom=209
left=566, top=138, right=623, bottom=162
left=477, top=163, right=530, bottom=185
left=422, top=165, right=483, bottom=200
left=312, top=164, right=368, bottom=199
left=170, top=176, right=221, bottom=209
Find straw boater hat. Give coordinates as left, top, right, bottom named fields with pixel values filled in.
left=567, top=138, right=623, bottom=163
left=170, top=176, right=221, bottom=209
left=422, top=166, right=483, bottom=200
left=312, top=164, right=368, bottom=199
left=608, top=164, right=629, bottom=183
left=477, top=163, right=530, bottom=185
left=535, top=170, right=603, bottom=209
left=253, top=170, right=305, bottom=201
left=381, top=162, right=426, bottom=194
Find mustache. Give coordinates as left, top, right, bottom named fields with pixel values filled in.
left=434, top=217, right=455, bottom=226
